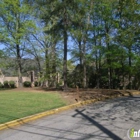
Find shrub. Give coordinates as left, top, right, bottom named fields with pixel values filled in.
left=4, top=81, right=9, bottom=88
left=34, top=81, right=38, bottom=87
left=0, top=82, right=4, bottom=88
left=9, top=81, right=15, bottom=88
left=23, top=81, right=31, bottom=87
left=56, top=81, right=63, bottom=88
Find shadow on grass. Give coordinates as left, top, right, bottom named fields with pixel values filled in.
left=0, top=88, right=16, bottom=91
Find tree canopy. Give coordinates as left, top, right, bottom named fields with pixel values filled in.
left=0, top=0, right=140, bottom=89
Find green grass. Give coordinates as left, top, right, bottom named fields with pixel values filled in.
left=0, top=90, right=66, bottom=124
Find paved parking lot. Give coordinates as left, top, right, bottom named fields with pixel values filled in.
left=0, top=95, right=140, bottom=140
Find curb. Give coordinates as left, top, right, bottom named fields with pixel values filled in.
left=0, top=92, right=140, bottom=131
left=0, top=99, right=98, bottom=131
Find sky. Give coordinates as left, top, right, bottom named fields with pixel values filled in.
left=0, top=44, right=5, bottom=50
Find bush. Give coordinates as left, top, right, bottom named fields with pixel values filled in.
left=34, top=81, right=38, bottom=87
left=23, top=81, right=31, bottom=87
left=56, top=81, right=63, bottom=88
left=9, top=81, right=15, bottom=88
left=4, top=81, right=9, bottom=88
left=0, top=82, right=4, bottom=88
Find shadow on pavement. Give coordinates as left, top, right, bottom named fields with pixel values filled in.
left=73, top=109, right=122, bottom=140
left=8, top=122, right=109, bottom=140
left=1, top=95, right=140, bottom=140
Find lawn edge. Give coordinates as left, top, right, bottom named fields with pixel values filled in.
left=0, top=91, right=140, bottom=131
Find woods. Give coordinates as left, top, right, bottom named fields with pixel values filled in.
left=0, top=0, right=140, bottom=90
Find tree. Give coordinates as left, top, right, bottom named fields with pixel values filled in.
left=35, top=0, right=78, bottom=90
left=0, top=0, right=36, bottom=87
left=70, top=0, right=93, bottom=88
left=114, top=0, right=140, bottom=89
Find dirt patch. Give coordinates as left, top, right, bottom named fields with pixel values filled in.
left=2, top=87, right=139, bottom=105
left=58, top=89, right=132, bottom=105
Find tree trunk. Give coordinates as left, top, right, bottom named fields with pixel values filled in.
left=94, top=30, right=99, bottom=89
left=45, top=48, right=50, bottom=87
left=36, top=57, right=41, bottom=73
left=16, top=44, right=22, bottom=87
left=105, top=25, right=112, bottom=89
left=63, top=28, right=68, bottom=90
left=95, top=51, right=100, bottom=89
left=83, top=39, right=87, bottom=88
left=63, top=2, right=68, bottom=91
left=82, top=0, right=93, bottom=88
left=51, top=43, right=56, bottom=87
left=128, top=46, right=132, bottom=89
left=98, top=40, right=102, bottom=88
left=15, top=9, right=22, bottom=88
left=78, top=41, right=83, bottom=65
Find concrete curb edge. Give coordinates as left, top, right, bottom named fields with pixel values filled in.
left=0, top=92, right=139, bottom=131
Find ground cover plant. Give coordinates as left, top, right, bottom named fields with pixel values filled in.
left=0, top=90, right=66, bottom=124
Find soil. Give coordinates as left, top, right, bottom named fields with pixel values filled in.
left=7, top=87, right=138, bottom=105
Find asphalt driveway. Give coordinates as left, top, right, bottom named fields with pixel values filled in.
left=0, top=95, right=140, bottom=140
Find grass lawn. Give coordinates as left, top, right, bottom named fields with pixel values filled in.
left=0, top=90, right=66, bottom=124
